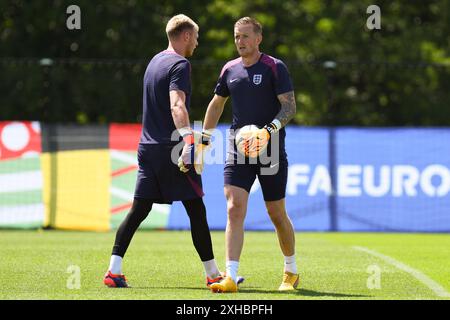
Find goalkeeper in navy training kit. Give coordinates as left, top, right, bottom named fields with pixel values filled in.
left=201, top=17, right=299, bottom=293
left=103, top=14, right=227, bottom=289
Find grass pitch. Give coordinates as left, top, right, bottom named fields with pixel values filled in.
left=0, top=230, right=449, bottom=300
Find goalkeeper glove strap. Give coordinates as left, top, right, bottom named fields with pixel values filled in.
left=201, top=129, right=213, bottom=146
left=264, top=119, right=282, bottom=136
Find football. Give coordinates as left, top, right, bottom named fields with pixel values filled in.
left=235, top=124, right=269, bottom=158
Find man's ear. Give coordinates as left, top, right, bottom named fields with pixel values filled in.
left=256, top=34, right=262, bottom=46
left=183, top=30, right=191, bottom=42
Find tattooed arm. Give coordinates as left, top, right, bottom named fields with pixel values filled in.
left=276, top=91, right=297, bottom=127
left=264, top=91, right=297, bottom=135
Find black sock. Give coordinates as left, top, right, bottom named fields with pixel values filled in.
left=112, top=198, right=153, bottom=257
left=182, top=198, right=215, bottom=262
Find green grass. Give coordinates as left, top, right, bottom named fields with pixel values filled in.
left=0, top=230, right=449, bottom=300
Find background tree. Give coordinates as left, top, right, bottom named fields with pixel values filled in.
left=0, top=0, right=448, bottom=125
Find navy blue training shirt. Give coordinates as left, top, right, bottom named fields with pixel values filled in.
left=214, top=53, right=293, bottom=130
left=140, top=50, right=191, bottom=145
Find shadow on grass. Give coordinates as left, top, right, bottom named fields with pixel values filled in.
left=130, top=286, right=219, bottom=292
left=129, top=286, right=370, bottom=298
left=299, top=288, right=370, bottom=298
left=238, top=288, right=369, bottom=298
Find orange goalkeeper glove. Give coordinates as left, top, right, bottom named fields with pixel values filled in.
left=178, top=132, right=195, bottom=173
left=193, top=129, right=213, bottom=174
left=245, top=121, right=280, bottom=157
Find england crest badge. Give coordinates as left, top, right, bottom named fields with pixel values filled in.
left=253, top=74, right=262, bottom=85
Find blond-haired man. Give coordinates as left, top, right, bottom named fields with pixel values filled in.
left=202, top=17, right=299, bottom=293
left=103, top=14, right=224, bottom=289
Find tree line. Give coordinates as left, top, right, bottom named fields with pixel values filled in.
left=0, top=0, right=449, bottom=126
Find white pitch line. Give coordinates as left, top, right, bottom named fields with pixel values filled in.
left=353, top=246, right=450, bottom=298
left=110, top=150, right=137, bottom=165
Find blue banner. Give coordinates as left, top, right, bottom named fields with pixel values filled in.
left=168, top=126, right=450, bottom=232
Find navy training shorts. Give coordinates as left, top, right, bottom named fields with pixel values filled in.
left=224, top=159, right=288, bottom=201
left=134, top=144, right=204, bottom=204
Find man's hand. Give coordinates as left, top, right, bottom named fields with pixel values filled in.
left=178, top=133, right=195, bottom=173
left=245, top=127, right=270, bottom=154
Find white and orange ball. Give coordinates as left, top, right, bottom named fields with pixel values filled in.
left=235, top=124, right=269, bottom=158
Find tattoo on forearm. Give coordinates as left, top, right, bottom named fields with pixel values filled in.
left=276, top=91, right=296, bottom=127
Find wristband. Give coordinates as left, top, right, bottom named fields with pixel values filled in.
left=178, top=127, right=192, bottom=137
left=201, top=129, right=213, bottom=145
left=264, top=119, right=282, bottom=135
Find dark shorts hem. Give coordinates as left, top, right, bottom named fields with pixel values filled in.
left=262, top=194, right=286, bottom=202
left=133, top=195, right=173, bottom=205
left=223, top=182, right=251, bottom=194
left=133, top=193, right=203, bottom=204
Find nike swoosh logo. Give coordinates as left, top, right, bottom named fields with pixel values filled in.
left=230, top=78, right=239, bottom=83
left=270, top=163, right=279, bottom=169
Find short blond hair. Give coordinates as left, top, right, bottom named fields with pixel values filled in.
left=166, top=14, right=199, bottom=39
left=234, top=17, right=262, bottom=34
